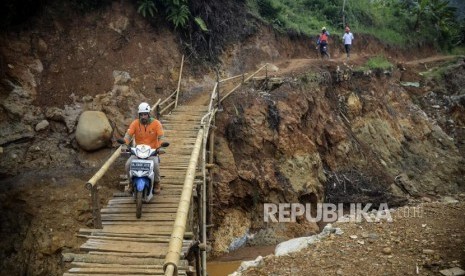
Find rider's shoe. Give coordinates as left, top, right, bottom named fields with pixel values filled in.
left=153, top=182, right=161, bottom=195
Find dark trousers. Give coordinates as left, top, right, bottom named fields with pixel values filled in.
left=345, top=44, right=352, bottom=57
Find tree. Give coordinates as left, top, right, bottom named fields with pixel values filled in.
left=413, top=0, right=457, bottom=32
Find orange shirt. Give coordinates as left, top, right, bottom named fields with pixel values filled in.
left=127, top=118, right=164, bottom=149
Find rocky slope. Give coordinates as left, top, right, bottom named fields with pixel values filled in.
left=209, top=58, right=465, bottom=256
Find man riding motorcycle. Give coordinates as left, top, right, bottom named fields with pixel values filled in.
left=316, top=26, right=330, bottom=59
left=123, top=102, right=164, bottom=194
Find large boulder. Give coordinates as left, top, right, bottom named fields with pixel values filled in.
left=75, top=111, right=112, bottom=151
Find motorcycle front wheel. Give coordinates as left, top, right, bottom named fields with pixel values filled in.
left=136, top=191, right=143, bottom=218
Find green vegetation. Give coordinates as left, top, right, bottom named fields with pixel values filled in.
left=137, top=0, right=157, bottom=18
left=357, top=56, right=393, bottom=71
left=366, top=56, right=393, bottom=70
left=1, top=0, right=463, bottom=59
left=165, top=1, right=190, bottom=29
left=134, top=0, right=191, bottom=29
left=246, top=0, right=464, bottom=48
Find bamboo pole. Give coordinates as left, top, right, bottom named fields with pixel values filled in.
left=86, top=145, right=123, bottom=189
left=160, top=90, right=178, bottom=107
left=161, top=100, right=176, bottom=115
left=207, top=83, right=218, bottom=114
left=220, top=63, right=268, bottom=103
left=219, top=73, right=249, bottom=83
left=175, top=55, right=184, bottom=109
left=164, top=128, right=204, bottom=276
left=207, top=127, right=214, bottom=235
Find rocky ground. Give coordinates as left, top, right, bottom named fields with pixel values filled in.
left=238, top=197, right=465, bottom=276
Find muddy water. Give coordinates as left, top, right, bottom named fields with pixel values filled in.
left=208, top=261, right=243, bottom=276
left=207, top=245, right=275, bottom=276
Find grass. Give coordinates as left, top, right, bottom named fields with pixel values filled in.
left=356, top=56, right=394, bottom=72
left=366, top=56, right=393, bottom=70
left=363, top=27, right=408, bottom=46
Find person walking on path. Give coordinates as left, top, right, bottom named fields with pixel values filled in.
left=342, top=26, right=354, bottom=60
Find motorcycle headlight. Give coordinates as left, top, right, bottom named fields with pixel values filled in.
left=136, top=145, right=151, bottom=159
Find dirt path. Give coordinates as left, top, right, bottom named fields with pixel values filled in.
left=184, top=51, right=451, bottom=108
left=404, top=55, right=461, bottom=65
left=183, top=56, right=349, bottom=107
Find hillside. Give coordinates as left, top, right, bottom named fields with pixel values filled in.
left=0, top=1, right=464, bottom=275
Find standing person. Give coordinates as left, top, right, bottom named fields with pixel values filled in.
left=342, top=26, right=354, bottom=60
left=123, top=102, right=164, bottom=194
left=316, top=26, right=330, bottom=59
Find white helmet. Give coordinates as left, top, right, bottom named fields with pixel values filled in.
left=138, top=102, right=150, bottom=114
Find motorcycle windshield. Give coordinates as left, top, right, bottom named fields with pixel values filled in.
left=134, top=177, right=149, bottom=192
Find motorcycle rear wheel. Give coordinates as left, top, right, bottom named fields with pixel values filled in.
left=136, top=191, right=143, bottom=218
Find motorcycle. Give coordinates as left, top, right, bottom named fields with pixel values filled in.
left=316, top=43, right=330, bottom=59
left=117, top=138, right=169, bottom=218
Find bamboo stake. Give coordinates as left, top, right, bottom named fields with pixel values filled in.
left=175, top=55, right=184, bottom=109
left=91, top=186, right=102, bottom=229
left=151, top=99, right=162, bottom=119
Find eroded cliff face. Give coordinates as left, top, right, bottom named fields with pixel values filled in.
left=210, top=61, right=465, bottom=255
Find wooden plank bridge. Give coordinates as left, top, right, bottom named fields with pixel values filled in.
left=63, top=60, right=270, bottom=276
left=64, top=105, right=209, bottom=276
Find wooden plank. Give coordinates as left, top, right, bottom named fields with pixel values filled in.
left=71, top=262, right=191, bottom=271
left=80, top=239, right=168, bottom=253
left=167, top=110, right=208, bottom=113
left=64, top=273, right=187, bottom=276
left=72, top=262, right=166, bottom=268
left=78, top=229, right=193, bottom=238
left=101, top=207, right=178, bottom=214
left=101, top=213, right=176, bottom=221
left=108, top=197, right=181, bottom=204
left=64, top=274, right=186, bottom=276
left=101, top=221, right=175, bottom=226
left=88, top=250, right=188, bottom=258
left=77, top=235, right=171, bottom=243
left=68, top=267, right=165, bottom=274
left=104, top=202, right=180, bottom=208
left=62, top=253, right=189, bottom=266
left=112, top=190, right=182, bottom=197
left=106, top=223, right=177, bottom=230
left=160, top=161, right=192, bottom=165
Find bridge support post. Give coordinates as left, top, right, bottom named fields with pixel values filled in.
left=90, top=186, right=102, bottom=229
left=207, top=127, right=215, bottom=237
